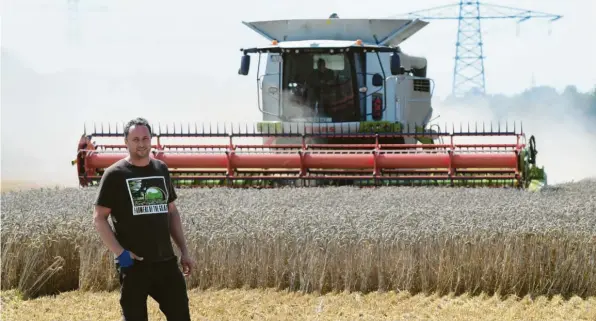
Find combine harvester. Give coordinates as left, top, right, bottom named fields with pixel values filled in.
left=74, top=14, right=547, bottom=190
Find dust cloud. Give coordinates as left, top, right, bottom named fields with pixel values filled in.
left=429, top=92, right=596, bottom=185
left=0, top=48, right=260, bottom=188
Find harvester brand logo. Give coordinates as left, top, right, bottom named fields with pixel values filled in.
left=126, top=176, right=169, bottom=215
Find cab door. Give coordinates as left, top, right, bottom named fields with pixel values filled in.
left=261, top=53, right=282, bottom=121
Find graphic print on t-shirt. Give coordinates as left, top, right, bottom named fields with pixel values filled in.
left=126, top=176, right=169, bottom=215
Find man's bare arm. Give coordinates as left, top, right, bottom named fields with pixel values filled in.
left=168, top=202, right=189, bottom=255
left=93, top=205, right=125, bottom=256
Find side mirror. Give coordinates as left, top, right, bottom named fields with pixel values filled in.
left=238, top=54, right=250, bottom=75
left=372, top=73, right=383, bottom=87
left=390, top=53, right=402, bottom=75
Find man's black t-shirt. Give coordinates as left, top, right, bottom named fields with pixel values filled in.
left=94, top=158, right=177, bottom=263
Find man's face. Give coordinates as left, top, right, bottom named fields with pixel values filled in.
left=125, top=125, right=151, bottom=159
left=318, top=61, right=326, bottom=71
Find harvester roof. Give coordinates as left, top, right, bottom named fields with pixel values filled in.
left=242, top=18, right=429, bottom=47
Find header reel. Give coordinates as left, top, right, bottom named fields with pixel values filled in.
left=74, top=121, right=546, bottom=189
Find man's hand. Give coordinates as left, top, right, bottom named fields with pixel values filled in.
left=180, top=252, right=195, bottom=277
left=118, top=249, right=143, bottom=268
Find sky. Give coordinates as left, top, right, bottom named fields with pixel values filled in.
left=1, top=0, right=595, bottom=187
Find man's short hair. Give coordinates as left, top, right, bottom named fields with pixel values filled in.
left=124, top=117, right=152, bottom=138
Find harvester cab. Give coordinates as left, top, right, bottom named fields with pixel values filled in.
left=237, top=14, right=435, bottom=146
left=74, top=14, right=547, bottom=190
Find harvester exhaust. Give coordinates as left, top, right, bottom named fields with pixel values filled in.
left=74, top=121, right=546, bottom=189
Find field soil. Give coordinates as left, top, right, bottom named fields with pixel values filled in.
left=2, top=288, right=595, bottom=321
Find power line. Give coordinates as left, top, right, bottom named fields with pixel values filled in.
left=392, top=1, right=562, bottom=97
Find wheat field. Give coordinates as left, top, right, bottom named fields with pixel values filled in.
left=1, top=179, right=596, bottom=320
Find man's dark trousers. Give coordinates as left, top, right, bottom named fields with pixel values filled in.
left=117, top=257, right=191, bottom=321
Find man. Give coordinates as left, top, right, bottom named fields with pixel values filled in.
left=93, top=117, right=194, bottom=321
left=306, top=58, right=336, bottom=115
left=308, top=58, right=335, bottom=89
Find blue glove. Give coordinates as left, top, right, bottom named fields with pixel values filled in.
left=118, top=250, right=133, bottom=268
